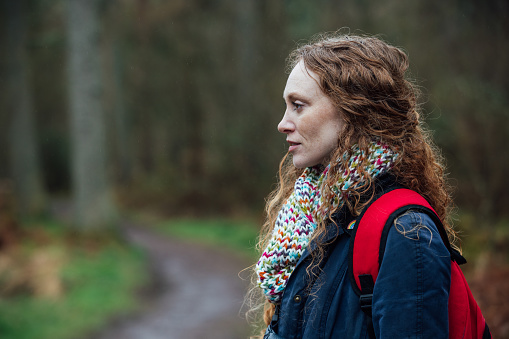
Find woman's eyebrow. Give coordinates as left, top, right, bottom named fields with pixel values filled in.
left=284, top=92, right=309, bottom=102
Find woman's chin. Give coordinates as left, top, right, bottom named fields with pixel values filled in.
left=292, top=156, right=319, bottom=169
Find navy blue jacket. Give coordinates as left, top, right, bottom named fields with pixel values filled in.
left=264, top=178, right=451, bottom=339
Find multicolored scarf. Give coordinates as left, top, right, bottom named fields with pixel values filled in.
left=256, top=141, right=398, bottom=303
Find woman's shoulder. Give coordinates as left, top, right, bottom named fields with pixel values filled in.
left=392, top=209, right=442, bottom=236
left=371, top=174, right=447, bottom=244
left=385, top=210, right=451, bottom=260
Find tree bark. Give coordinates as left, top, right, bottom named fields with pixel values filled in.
left=67, top=0, right=115, bottom=229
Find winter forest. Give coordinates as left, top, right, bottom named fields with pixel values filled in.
left=0, top=0, right=508, bottom=338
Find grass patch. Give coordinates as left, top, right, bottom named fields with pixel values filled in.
left=155, top=218, right=260, bottom=258
left=0, top=219, right=147, bottom=339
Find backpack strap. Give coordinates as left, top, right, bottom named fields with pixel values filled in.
left=348, top=188, right=461, bottom=338
left=349, top=188, right=442, bottom=294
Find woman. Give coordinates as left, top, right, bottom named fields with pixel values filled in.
left=252, top=33, right=455, bottom=338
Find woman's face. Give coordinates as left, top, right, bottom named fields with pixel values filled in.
left=279, top=61, right=343, bottom=168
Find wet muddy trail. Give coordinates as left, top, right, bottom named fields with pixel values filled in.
left=89, top=222, right=253, bottom=339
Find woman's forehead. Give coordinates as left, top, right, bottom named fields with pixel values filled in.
left=284, top=61, right=322, bottom=99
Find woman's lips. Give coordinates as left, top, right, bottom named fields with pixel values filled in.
left=288, top=141, right=300, bottom=152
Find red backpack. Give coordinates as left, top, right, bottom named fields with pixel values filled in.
left=349, top=188, right=491, bottom=339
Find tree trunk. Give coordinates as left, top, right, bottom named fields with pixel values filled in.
left=67, top=0, right=115, bottom=229
left=3, top=0, right=46, bottom=217
left=102, top=3, right=132, bottom=186
left=233, top=0, right=258, bottom=181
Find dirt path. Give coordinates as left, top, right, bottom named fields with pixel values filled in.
left=90, top=222, right=253, bottom=339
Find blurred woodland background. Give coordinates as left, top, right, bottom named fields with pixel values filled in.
left=0, top=0, right=508, bottom=338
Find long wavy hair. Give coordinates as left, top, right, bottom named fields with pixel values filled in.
left=247, top=32, right=456, bottom=330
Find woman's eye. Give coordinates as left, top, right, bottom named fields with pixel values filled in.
left=292, top=102, right=303, bottom=110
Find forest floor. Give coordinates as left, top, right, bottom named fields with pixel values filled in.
left=85, top=221, right=253, bottom=339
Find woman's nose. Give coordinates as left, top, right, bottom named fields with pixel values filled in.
left=278, top=113, right=294, bottom=134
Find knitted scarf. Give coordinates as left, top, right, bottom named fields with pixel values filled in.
left=256, top=141, right=398, bottom=303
